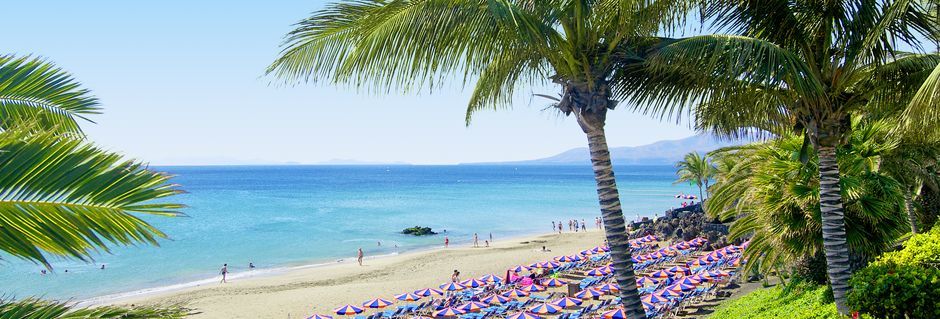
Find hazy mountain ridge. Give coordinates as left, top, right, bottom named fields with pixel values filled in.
left=468, top=135, right=740, bottom=165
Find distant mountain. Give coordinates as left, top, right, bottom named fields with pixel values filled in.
left=469, top=135, right=741, bottom=165
left=315, top=159, right=412, bottom=165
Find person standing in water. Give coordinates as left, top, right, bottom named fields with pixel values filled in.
left=445, top=236, right=449, bottom=248
left=552, top=221, right=556, bottom=232
left=220, top=264, right=228, bottom=283
left=357, top=248, right=364, bottom=266
left=558, top=221, right=563, bottom=233
left=581, top=219, right=587, bottom=231
left=473, top=233, right=479, bottom=247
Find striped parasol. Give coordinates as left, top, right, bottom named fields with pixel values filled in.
left=413, top=288, right=444, bottom=296
left=649, top=270, right=671, bottom=279
left=362, top=298, right=394, bottom=308
left=655, top=288, right=683, bottom=297
left=461, top=278, right=487, bottom=288
left=528, top=303, right=562, bottom=314
left=395, top=292, right=422, bottom=302
left=601, top=308, right=627, bottom=319
left=509, top=265, right=529, bottom=273
left=457, top=301, right=488, bottom=312
left=479, top=274, right=503, bottom=283
left=642, top=294, right=669, bottom=304
left=676, top=277, right=701, bottom=286
left=636, top=277, right=658, bottom=286
left=506, top=312, right=540, bottom=319
left=573, top=288, right=604, bottom=299
left=597, top=283, right=621, bottom=293
left=550, top=297, right=583, bottom=308
left=540, top=278, right=567, bottom=287
left=333, top=305, right=364, bottom=315
left=502, top=289, right=530, bottom=298
left=584, top=268, right=606, bottom=276
left=432, top=307, right=465, bottom=318
left=308, top=315, right=333, bottom=319
left=520, top=284, right=546, bottom=292
left=667, top=266, right=691, bottom=275
left=439, top=282, right=467, bottom=291
left=666, top=283, right=696, bottom=292
left=597, top=265, right=614, bottom=273
left=481, top=294, right=512, bottom=304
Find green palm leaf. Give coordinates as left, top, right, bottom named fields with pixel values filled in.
left=0, top=55, right=100, bottom=134
left=0, top=297, right=189, bottom=319
left=0, top=131, right=184, bottom=268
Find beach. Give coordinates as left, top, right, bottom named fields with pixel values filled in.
left=108, top=230, right=606, bottom=318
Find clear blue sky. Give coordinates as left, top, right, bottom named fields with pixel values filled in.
left=2, top=1, right=698, bottom=165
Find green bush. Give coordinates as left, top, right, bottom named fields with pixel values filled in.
left=708, top=282, right=845, bottom=319
left=847, top=227, right=940, bottom=319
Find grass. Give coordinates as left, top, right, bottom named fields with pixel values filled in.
left=707, top=281, right=848, bottom=319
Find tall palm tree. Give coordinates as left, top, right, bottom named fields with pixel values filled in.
left=674, top=151, right=714, bottom=201
left=707, top=121, right=909, bottom=279
left=267, top=1, right=690, bottom=316
left=0, top=55, right=184, bottom=268
left=623, top=1, right=939, bottom=313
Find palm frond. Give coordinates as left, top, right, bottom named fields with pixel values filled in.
left=0, top=297, right=189, bottom=319
left=0, top=55, right=100, bottom=134
left=900, top=61, right=940, bottom=131
left=0, top=131, right=184, bottom=268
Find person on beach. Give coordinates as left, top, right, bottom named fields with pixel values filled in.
left=581, top=219, right=587, bottom=231
left=220, top=264, right=228, bottom=283
left=100, top=264, right=105, bottom=270
left=451, top=270, right=460, bottom=282
left=40, top=269, right=46, bottom=275
left=489, top=232, right=493, bottom=243
left=444, top=236, right=449, bottom=248
left=552, top=221, right=555, bottom=231
left=357, top=248, right=364, bottom=266
left=249, top=262, right=255, bottom=270
left=558, top=222, right=563, bottom=233
left=485, top=240, right=489, bottom=247
left=473, top=233, right=479, bottom=247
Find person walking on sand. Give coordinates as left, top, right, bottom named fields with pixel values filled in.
left=220, top=264, right=228, bottom=283
left=558, top=221, right=563, bottom=233
left=552, top=221, right=556, bottom=232
left=357, top=248, right=364, bottom=266
left=473, top=233, right=479, bottom=247
left=581, top=219, right=587, bottom=231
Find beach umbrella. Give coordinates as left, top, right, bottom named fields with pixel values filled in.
left=676, top=277, right=701, bottom=286
left=506, top=312, right=540, bottom=319
left=362, top=298, right=394, bottom=308
left=509, top=265, right=529, bottom=273
left=395, top=293, right=422, bottom=302
left=584, top=268, right=606, bottom=276
left=550, top=297, right=583, bottom=308
left=579, top=249, right=593, bottom=256
left=414, top=288, right=445, bottom=296
left=667, top=266, right=691, bottom=276
left=333, top=305, right=364, bottom=315
left=642, top=294, right=668, bottom=304
left=308, top=315, right=333, bottom=319
left=597, top=283, right=620, bottom=293
left=540, top=278, right=567, bottom=287
left=479, top=274, right=503, bottom=283
left=590, top=246, right=604, bottom=253
left=710, top=270, right=731, bottom=277
left=666, top=283, right=696, bottom=292
left=598, top=265, right=614, bottom=273
left=439, top=282, right=467, bottom=291
left=701, top=255, right=720, bottom=263
left=433, top=307, right=465, bottom=317
left=457, top=301, right=488, bottom=312
left=502, top=289, right=530, bottom=298
left=636, top=277, right=658, bottom=286
left=481, top=294, right=512, bottom=305
left=520, top=284, right=546, bottom=292
left=688, top=259, right=709, bottom=268
left=461, top=278, right=486, bottom=288
left=528, top=303, right=562, bottom=314
left=649, top=270, right=671, bottom=279
left=573, top=288, right=604, bottom=299
left=555, top=255, right=581, bottom=262
left=601, top=308, right=627, bottom=319
left=655, top=289, right=683, bottom=298
left=412, top=316, right=433, bottom=319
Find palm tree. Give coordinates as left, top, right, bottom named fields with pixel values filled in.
left=623, top=1, right=939, bottom=313
left=674, top=151, right=714, bottom=201
left=0, top=55, right=184, bottom=268
left=267, top=1, right=690, bottom=316
left=707, top=122, right=909, bottom=280
left=0, top=297, right=189, bottom=319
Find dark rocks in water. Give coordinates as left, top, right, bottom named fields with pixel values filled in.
left=402, top=226, right=437, bottom=236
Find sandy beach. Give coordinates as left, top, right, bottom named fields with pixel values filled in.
left=108, top=230, right=606, bottom=318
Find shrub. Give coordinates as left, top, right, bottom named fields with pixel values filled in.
left=848, top=227, right=940, bottom=319
left=708, top=281, right=844, bottom=319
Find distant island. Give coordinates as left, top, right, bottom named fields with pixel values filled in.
left=464, top=135, right=742, bottom=166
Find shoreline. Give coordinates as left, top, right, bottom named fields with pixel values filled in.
left=100, top=230, right=606, bottom=318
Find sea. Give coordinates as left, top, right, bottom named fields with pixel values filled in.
left=0, top=165, right=697, bottom=301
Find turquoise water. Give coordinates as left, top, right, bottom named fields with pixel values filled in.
left=0, top=165, right=695, bottom=300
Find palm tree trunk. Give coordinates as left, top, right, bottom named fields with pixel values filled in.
left=905, top=189, right=920, bottom=234
left=817, top=146, right=852, bottom=315
left=578, top=114, right=645, bottom=319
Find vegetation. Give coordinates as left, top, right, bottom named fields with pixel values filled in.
left=674, top=152, right=715, bottom=201
left=0, top=55, right=184, bottom=316
left=707, top=282, right=849, bottom=319
left=0, top=298, right=189, bottom=319
left=707, top=121, right=910, bottom=279
left=848, top=226, right=940, bottom=319
left=267, top=0, right=693, bottom=315
left=402, top=226, right=437, bottom=236
left=628, top=1, right=940, bottom=313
